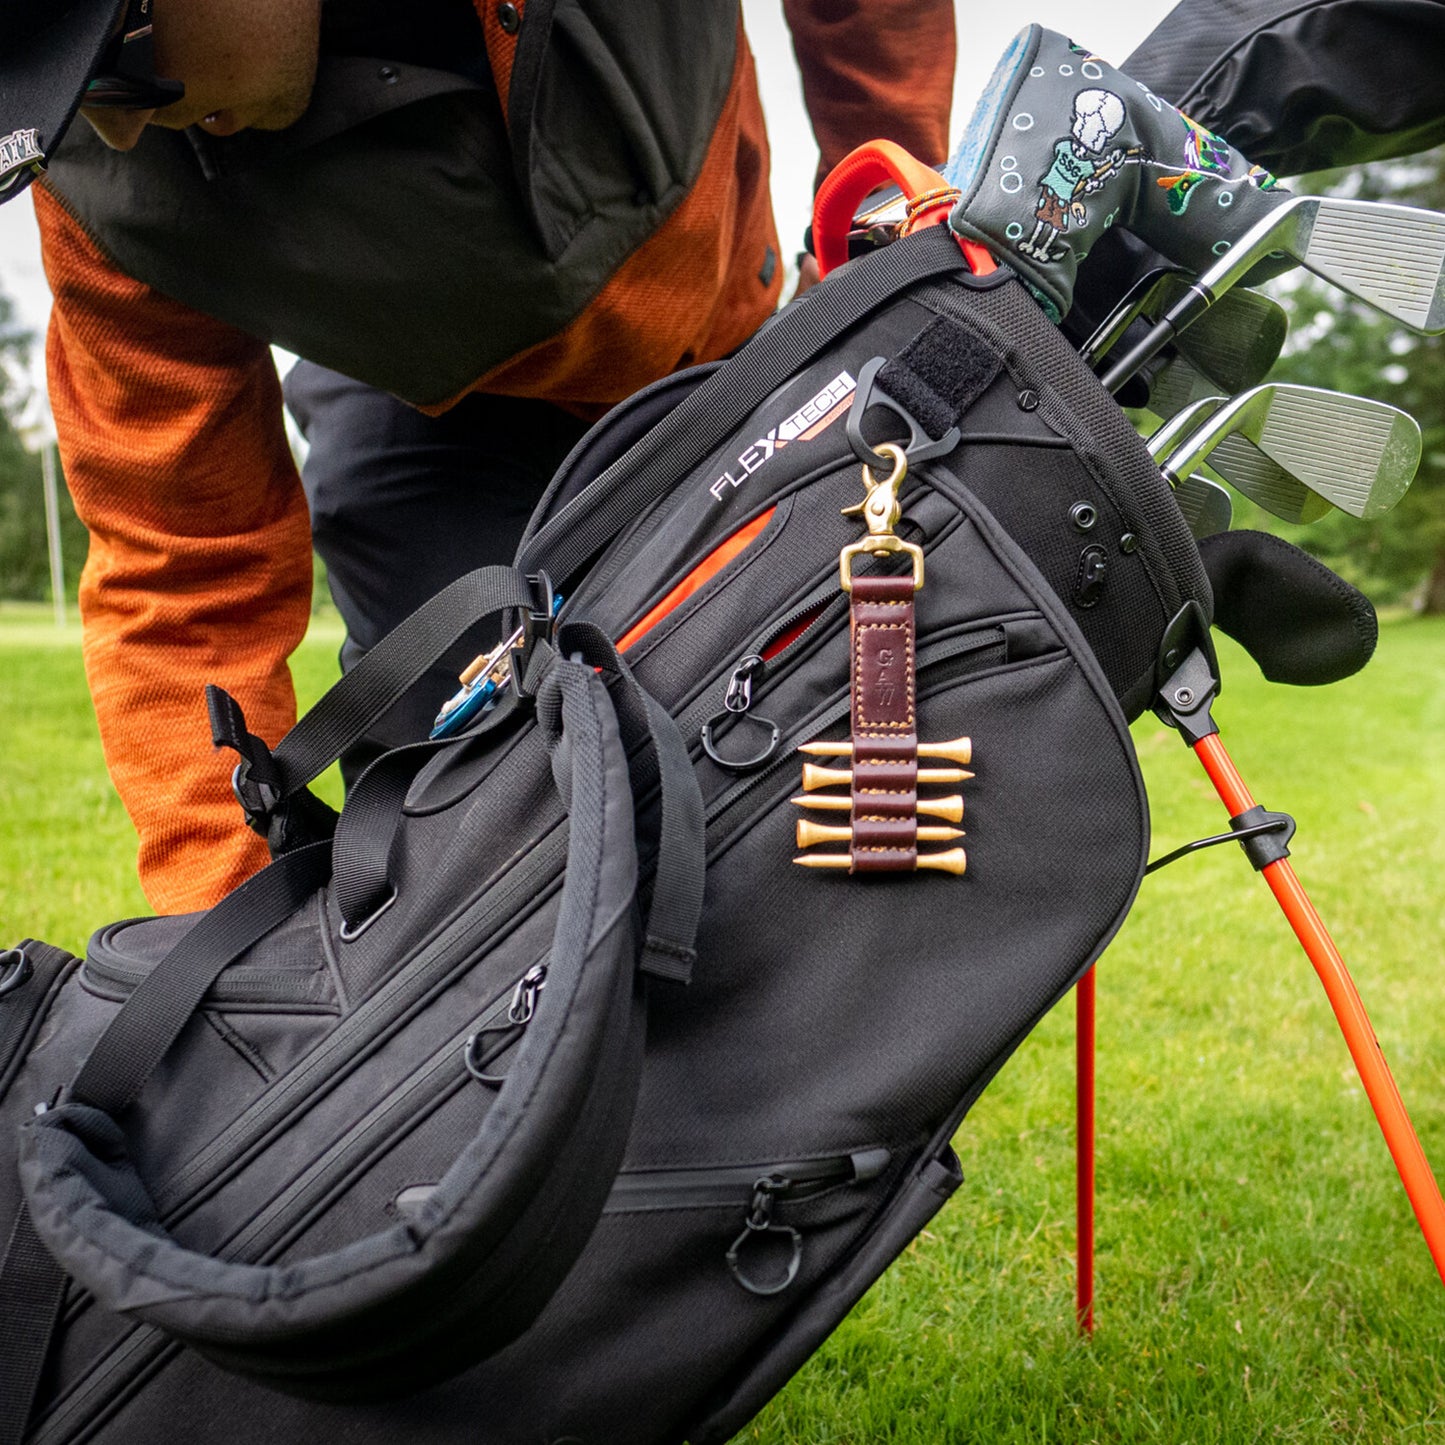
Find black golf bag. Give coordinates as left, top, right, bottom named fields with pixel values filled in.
left=1, top=223, right=1222, bottom=1443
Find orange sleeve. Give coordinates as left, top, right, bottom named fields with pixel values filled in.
left=781, top=0, right=957, bottom=190
left=35, top=185, right=315, bottom=915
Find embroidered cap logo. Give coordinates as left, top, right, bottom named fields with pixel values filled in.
left=0, top=129, right=45, bottom=192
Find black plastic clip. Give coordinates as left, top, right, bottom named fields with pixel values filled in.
left=208, top=685, right=337, bottom=854
left=1229, top=805, right=1296, bottom=870
left=846, top=356, right=961, bottom=474
left=1152, top=603, right=1222, bottom=745
left=509, top=571, right=557, bottom=701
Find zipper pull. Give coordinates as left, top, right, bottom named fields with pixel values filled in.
left=464, top=964, right=548, bottom=1088
left=508, top=963, right=548, bottom=1025
left=701, top=656, right=781, bottom=773
left=726, top=1174, right=803, bottom=1296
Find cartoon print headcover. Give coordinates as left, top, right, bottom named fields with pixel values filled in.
left=946, top=26, right=1290, bottom=321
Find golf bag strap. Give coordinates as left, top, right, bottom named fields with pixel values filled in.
left=0, top=840, right=333, bottom=1445
left=518, top=227, right=987, bottom=586
left=556, top=621, right=706, bottom=984
left=215, top=568, right=539, bottom=826
left=0, top=1208, right=66, bottom=1445
left=328, top=693, right=525, bottom=932
left=10, top=661, right=641, bottom=1374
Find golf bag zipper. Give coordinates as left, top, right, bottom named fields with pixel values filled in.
left=606, top=1146, right=890, bottom=1212
left=605, top=1147, right=891, bottom=1298
left=218, top=971, right=548, bottom=1263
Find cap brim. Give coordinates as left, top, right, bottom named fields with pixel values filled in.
left=0, top=0, right=128, bottom=202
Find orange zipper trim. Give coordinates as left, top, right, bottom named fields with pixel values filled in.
left=616, top=506, right=777, bottom=654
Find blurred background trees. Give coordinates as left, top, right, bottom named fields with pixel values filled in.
left=0, top=292, right=87, bottom=602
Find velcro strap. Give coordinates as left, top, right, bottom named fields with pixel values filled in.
left=877, top=316, right=1002, bottom=437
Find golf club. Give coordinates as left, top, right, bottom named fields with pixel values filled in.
left=1155, top=382, right=1422, bottom=521
left=1100, top=195, right=1445, bottom=392
left=1083, top=273, right=1287, bottom=394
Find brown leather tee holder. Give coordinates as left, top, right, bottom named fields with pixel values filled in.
left=850, top=574, right=921, bottom=870
left=793, top=444, right=970, bottom=877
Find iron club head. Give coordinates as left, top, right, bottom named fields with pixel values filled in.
left=1087, top=276, right=1286, bottom=393
left=1157, top=382, right=1421, bottom=521
left=1101, top=194, right=1445, bottom=391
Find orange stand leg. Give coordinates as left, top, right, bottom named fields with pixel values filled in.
left=1193, top=731, right=1445, bottom=1287
left=1076, top=966, right=1096, bottom=1333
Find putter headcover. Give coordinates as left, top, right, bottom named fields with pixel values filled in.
left=1199, top=530, right=1377, bottom=687
left=945, top=26, right=1289, bottom=320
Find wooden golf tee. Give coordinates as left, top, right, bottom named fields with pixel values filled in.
left=791, top=794, right=964, bottom=822
left=800, top=763, right=973, bottom=791
left=796, top=820, right=963, bottom=848
left=1193, top=731, right=1445, bottom=1287
left=1076, top=965, right=1096, bottom=1334
left=792, top=848, right=967, bottom=875
left=800, top=736, right=974, bottom=765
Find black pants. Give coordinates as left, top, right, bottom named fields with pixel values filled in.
left=283, top=360, right=592, bottom=768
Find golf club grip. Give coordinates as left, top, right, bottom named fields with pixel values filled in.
left=1099, top=288, right=1211, bottom=393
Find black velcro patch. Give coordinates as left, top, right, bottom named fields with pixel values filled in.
left=877, top=317, right=1002, bottom=437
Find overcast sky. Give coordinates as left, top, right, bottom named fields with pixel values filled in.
left=0, top=1, right=1174, bottom=394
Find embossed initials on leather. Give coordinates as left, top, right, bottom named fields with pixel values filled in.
left=850, top=574, right=917, bottom=738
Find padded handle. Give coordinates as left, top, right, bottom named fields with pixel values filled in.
left=812, top=139, right=997, bottom=279
left=17, top=658, right=648, bottom=1387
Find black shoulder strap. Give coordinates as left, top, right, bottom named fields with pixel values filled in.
left=518, top=228, right=981, bottom=584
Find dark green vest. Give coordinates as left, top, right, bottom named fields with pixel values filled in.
left=46, top=0, right=739, bottom=406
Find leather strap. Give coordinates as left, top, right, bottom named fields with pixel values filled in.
left=848, top=573, right=919, bottom=871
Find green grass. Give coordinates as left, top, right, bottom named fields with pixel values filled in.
left=2, top=604, right=1443, bottom=1441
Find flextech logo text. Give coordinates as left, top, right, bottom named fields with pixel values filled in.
left=709, top=371, right=856, bottom=502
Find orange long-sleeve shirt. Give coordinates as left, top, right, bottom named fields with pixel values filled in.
left=37, top=0, right=955, bottom=913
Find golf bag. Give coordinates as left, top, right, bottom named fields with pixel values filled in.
left=0, top=224, right=1214, bottom=1443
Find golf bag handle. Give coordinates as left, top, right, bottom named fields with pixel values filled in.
left=811, top=140, right=997, bottom=279
left=13, top=656, right=659, bottom=1374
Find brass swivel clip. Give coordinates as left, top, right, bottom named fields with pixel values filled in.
left=838, top=441, right=925, bottom=593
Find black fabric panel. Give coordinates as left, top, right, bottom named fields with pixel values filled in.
left=1200, top=529, right=1378, bottom=685
left=1123, top=0, right=1445, bottom=175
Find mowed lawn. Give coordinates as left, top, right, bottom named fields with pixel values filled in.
left=1, top=604, right=1442, bottom=1442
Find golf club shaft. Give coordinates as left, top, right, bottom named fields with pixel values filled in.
left=1100, top=297, right=1205, bottom=395
left=1193, top=731, right=1445, bottom=1288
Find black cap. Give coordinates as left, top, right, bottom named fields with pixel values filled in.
left=0, top=0, right=127, bottom=203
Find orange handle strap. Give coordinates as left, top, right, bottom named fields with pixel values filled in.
left=1194, top=732, right=1445, bottom=1287
left=811, top=139, right=996, bottom=279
